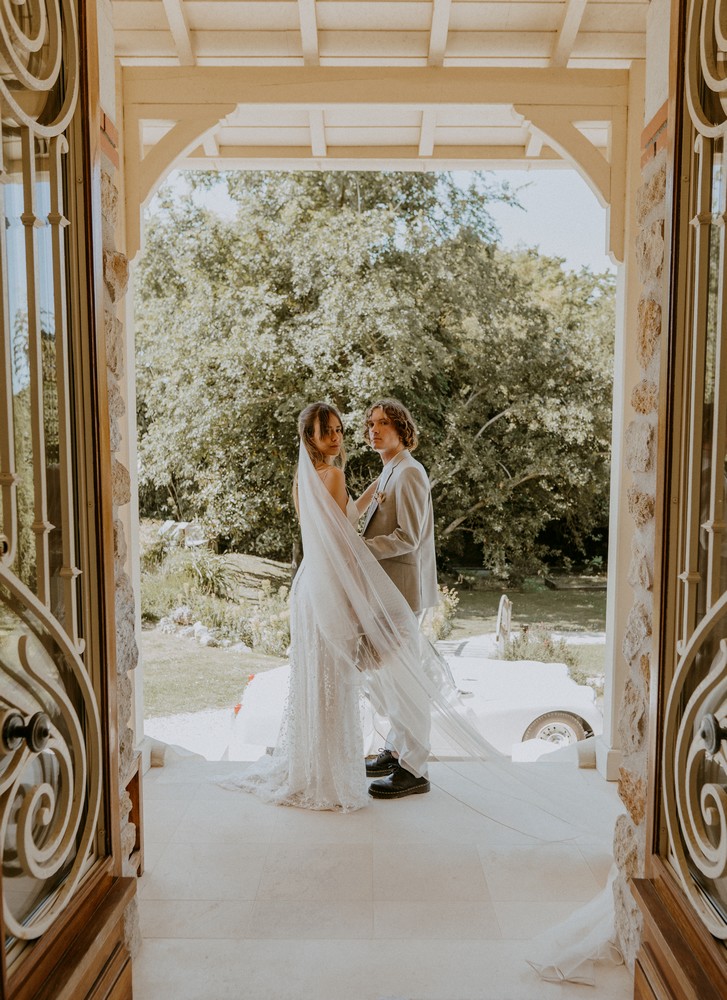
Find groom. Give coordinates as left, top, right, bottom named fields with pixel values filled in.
left=361, top=397, right=438, bottom=799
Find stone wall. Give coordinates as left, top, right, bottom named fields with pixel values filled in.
left=612, top=103, right=668, bottom=968
left=99, top=112, right=140, bottom=874
left=99, top=110, right=142, bottom=956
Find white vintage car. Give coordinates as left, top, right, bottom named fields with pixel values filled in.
left=443, top=652, right=602, bottom=754
left=228, top=633, right=603, bottom=760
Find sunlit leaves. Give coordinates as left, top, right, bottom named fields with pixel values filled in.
left=136, top=171, right=613, bottom=576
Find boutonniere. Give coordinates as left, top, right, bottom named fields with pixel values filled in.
left=374, top=490, right=387, bottom=505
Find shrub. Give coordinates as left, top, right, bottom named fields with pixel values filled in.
left=176, top=549, right=244, bottom=599
left=140, top=534, right=170, bottom=574
left=249, top=581, right=291, bottom=656
left=183, top=591, right=255, bottom=645
left=423, top=585, right=460, bottom=641
left=502, top=623, right=582, bottom=672
left=140, top=565, right=191, bottom=623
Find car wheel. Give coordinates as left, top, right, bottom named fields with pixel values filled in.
left=522, top=712, right=588, bottom=746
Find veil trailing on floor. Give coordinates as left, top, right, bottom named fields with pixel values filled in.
left=221, top=440, right=622, bottom=985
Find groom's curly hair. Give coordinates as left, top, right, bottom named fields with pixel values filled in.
left=363, top=398, right=419, bottom=452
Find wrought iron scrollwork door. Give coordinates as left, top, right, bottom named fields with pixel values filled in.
left=0, top=0, right=106, bottom=980
left=661, top=0, right=727, bottom=941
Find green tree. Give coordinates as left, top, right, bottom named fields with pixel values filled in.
left=136, top=171, right=613, bottom=577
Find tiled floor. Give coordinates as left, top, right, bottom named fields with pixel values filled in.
left=132, top=757, right=633, bottom=1000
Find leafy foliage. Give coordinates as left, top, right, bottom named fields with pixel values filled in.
left=247, top=580, right=291, bottom=656
left=502, top=624, right=581, bottom=670
left=136, top=171, right=613, bottom=577
left=422, top=585, right=460, bottom=641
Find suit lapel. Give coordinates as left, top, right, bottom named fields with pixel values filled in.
left=361, top=452, right=407, bottom=534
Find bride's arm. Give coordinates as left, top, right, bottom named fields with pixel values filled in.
left=320, top=466, right=349, bottom=514
left=354, top=479, right=377, bottom=516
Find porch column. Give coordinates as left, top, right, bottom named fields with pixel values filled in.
left=113, top=64, right=148, bottom=769
left=596, top=60, right=646, bottom=780
left=123, top=260, right=146, bottom=765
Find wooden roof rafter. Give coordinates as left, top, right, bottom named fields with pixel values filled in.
left=161, top=0, right=194, bottom=66
left=298, top=0, right=320, bottom=66
left=552, top=0, right=589, bottom=67
left=429, top=0, right=452, bottom=66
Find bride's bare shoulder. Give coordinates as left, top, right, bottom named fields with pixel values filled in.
left=318, top=465, right=345, bottom=486
left=316, top=465, right=347, bottom=511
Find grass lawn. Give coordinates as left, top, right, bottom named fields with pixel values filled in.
left=450, top=587, right=607, bottom=639
left=142, top=628, right=285, bottom=718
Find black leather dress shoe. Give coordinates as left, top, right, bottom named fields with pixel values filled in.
left=365, top=748, right=397, bottom=777
left=368, top=764, right=430, bottom=798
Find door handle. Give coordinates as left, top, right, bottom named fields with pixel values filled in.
left=1, top=710, right=52, bottom=754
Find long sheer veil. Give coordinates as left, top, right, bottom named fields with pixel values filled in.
left=225, top=440, right=623, bottom=984
left=297, top=439, right=504, bottom=777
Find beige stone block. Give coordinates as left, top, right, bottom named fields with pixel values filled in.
left=109, top=416, right=121, bottom=455
left=120, top=789, right=133, bottom=823
left=118, top=672, right=133, bottom=728
left=121, top=819, right=137, bottom=859
left=625, top=420, right=654, bottom=473
left=636, top=220, right=665, bottom=284
left=618, top=766, right=646, bottom=826
left=105, top=311, right=125, bottom=379
left=112, top=457, right=132, bottom=506
left=613, top=873, right=642, bottom=972
left=101, top=169, right=119, bottom=227
left=631, top=379, right=659, bottom=414
left=119, top=724, right=137, bottom=785
left=617, top=677, right=648, bottom=754
left=628, top=536, right=652, bottom=591
left=107, top=371, right=125, bottom=453
left=637, top=297, right=662, bottom=368
left=636, top=161, right=666, bottom=227
left=116, top=572, right=139, bottom=675
left=613, top=814, right=642, bottom=881
left=107, top=371, right=126, bottom=423
left=622, top=602, right=652, bottom=663
left=103, top=249, right=129, bottom=303
left=627, top=485, right=655, bottom=527
left=114, top=517, right=128, bottom=574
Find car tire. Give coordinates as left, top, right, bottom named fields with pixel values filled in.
left=522, top=712, right=589, bottom=746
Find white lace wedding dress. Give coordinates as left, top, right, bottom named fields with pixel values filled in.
left=220, top=496, right=369, bottom=811
left=220, top=440, right=623, bottom=984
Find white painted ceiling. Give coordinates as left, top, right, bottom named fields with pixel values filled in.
left=116, top=1, right=646, bottom=173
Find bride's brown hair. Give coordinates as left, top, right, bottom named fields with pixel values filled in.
left=294, top=402, right=346, bottom=513
left=298, top=401, right=347, bottom=469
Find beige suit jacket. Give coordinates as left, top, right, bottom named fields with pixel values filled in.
left=361, top=450, right=438, bottom=614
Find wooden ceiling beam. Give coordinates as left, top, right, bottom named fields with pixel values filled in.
left=123, top=66, right=630, bottom=109
left=552, top=0, right=588, bottom=68
left=309, top=109, right=327, bottom=156
left=418, top=110, right=437, bottom=156
left=428, top=0, right=452, bottom=66
left=161, top=0, right=195, bottom=66
left=298, top=0, right=320, bottom=66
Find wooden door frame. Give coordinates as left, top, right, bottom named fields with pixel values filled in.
left=3, top=0, right=136, bottom=994
left=632, top=0, right=727, bottom=994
